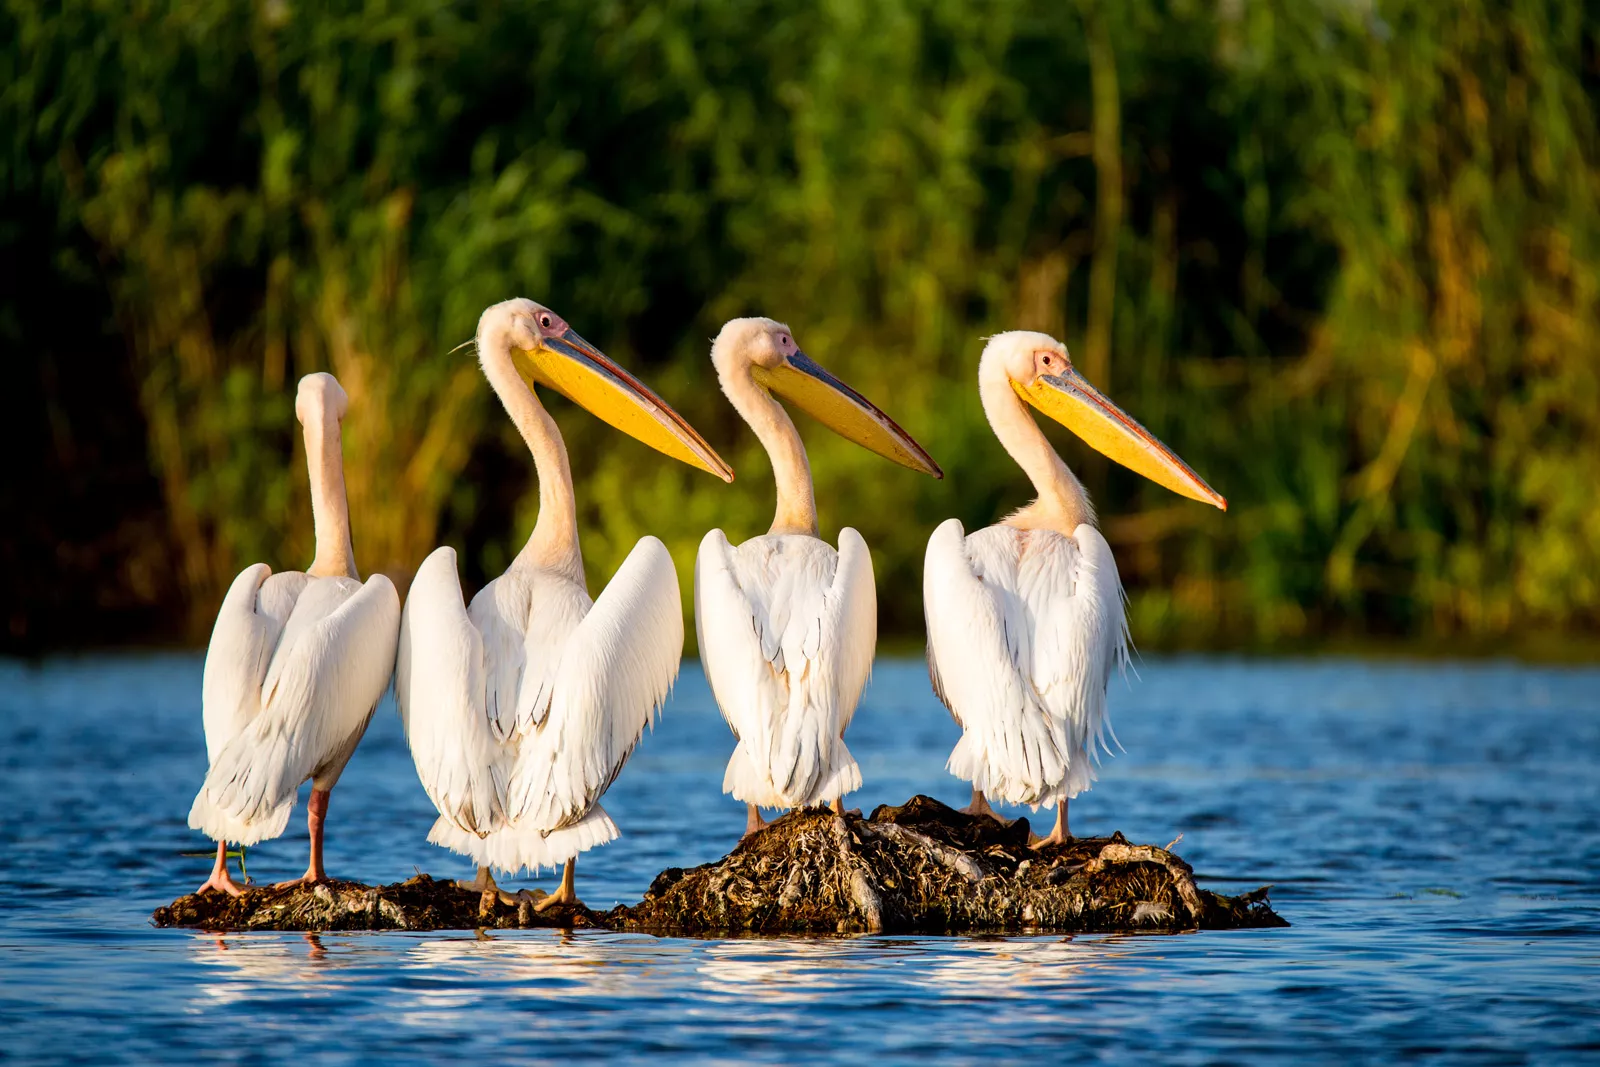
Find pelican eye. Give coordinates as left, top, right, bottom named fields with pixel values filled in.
left=539, top=313, right=553, bottom=329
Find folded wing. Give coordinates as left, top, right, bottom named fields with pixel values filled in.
left=925, top=519, right=1127, bottom=806
left=397, top=546, right=507, bottom=837
left=199, top=564, right=309, bottom=762
left=763, top=530, right=873, bottom=800
left=1021, top=523, right=1130, bottom=764
left=925, top=518, right=1059, bottom=804
left=698, top=530, right=873, bottom=806
left=695, top=529, right=784, bottom=759
left=506, top=536, right=683, bottom=830
left=194, top=571, right=400, bottom=842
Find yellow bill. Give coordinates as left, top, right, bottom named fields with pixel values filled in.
left=1016, top=368, right=1226, bottom=509
left=515, top=328, right=734, bottom=483
left=753, top=351, right=942, bottom=478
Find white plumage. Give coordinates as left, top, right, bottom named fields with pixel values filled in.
left=394, top=299, right=730, bottom=901
left=694, top=318, right=939, bottom=830
left=398, top=536, right=682, bottom=873
left=923, top=331, right=1223, bottom=842
left=190, top=567, right=400, bottom=843
left=924, top=518, right=1128, bottom=808
left=695, top=528, right=875, bottom=808
left=187, top=372, right=400, bottom=892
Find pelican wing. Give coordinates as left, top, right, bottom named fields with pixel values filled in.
left=199, top=564, right=310, bottom=762
left=396, top=546, right=507, bottom=836
left=697, top=530, right=874, bottom=806
left=695, top=528, right=783, bottom=750
left=808, top=526, right=876, bottom=740
left=507, top=575, right=594, bottom=738
left=924, top=518, right=1128, bottom=806
left=1019, top=524, right=1129, bottom=756
left=197, top=573, right=400, bottom=832
left=505, top=536, right=683, bottom=830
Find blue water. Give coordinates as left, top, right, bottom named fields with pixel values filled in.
left=1, top=655, right=1597, bottom=1064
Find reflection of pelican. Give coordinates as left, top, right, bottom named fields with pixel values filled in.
left=695, top=937, right=878, bottom=1002
left=915, top=936, right=1113, bottom=997
left=188, top=932, right=346, bottom=1007
left=399, top=300, right=733, bottom=909
left=392, top=932, right=707, bottom=1033
left=696, top=319, right=941, bottom=837
left=189, top=373, right=401, bottom=893
left=691, top=936, right=1112, bottom=1002
left=925, top=332, right=1225, bottom=844
left=399, top=931, right=664, bottom=1002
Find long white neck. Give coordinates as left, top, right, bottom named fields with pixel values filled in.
left=721, top=367, right=817, bottom=536
left=980, top=365, right=1094, bottom=533
left=478, top=339, right=585, bottom=585
left=304, top=409, right=359, bottom=579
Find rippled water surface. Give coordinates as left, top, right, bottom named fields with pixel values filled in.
left=2, top=655, right=1597, bottom=1063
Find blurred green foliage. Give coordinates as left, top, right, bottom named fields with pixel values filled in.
left=3, top=0, right=1598, bottom=652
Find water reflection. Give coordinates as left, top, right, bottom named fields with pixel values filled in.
left=915, top=936, right=1135, bottom=996
left=696, top=936, right=881, bottom=1002
left=4, top=656, right=1597, bottom=1063
left=184, top=927, right=1144, bottom=1019
left=188, top=932, right=342, bottom=1007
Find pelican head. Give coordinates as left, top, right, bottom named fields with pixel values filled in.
left=295, top=372, right=349, bottom=426
left=981, top=331, right=1226, bottom=510
left=478, top=298, right=733, bottom=482
left=712, top=317, right=942, bottom=478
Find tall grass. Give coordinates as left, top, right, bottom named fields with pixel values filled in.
left=4, top=0, right=1596, bottom=650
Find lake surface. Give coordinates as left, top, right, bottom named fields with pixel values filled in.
left=1, top=655, right=1597, bottom=1064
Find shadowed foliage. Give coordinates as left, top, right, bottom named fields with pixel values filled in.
left=4, top=0, right=1598, bottom=653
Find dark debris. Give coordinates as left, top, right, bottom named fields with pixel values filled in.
left=154, top=796, right=1289, bottom=936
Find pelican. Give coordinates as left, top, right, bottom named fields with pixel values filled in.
left=924, top=332, right=1225, bottom=846
left=188, top=372, right=401, bottom=894
left=398, top=298, right=733, bottom=910
left=695, top=318, right=941, bottom=837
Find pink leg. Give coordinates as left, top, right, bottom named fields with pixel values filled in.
left=960, top=788, right=1004, bottom=823
left=275, top=789, right=332, bottom=887
left=195, top=840, right=246, bottom=896
left=742, top=804, right=769, bottom=839
left=533, top=857, right=581, bottom=912
left=1031, top=799, right=1071, bottom=849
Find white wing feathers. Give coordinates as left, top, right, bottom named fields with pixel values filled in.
left=397, top=546, right=506, bottom=837
left=199, top=564, right=308, bottom=763
left=505, top=536, right=683, bottom=831
left=924, top=518, right=1128, bottom=807
left=191, top=571, right=400, bottom=844
left=696, top=529, right=875, bottom=808
left=695, top=529, right=780, bottom=753
left=924, top=520, right=1060, bottom=801
left=829, top=529, right=878, bottom=739
left=507, top=579, right=592, bottom=738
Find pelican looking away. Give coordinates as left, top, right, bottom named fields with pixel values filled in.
left=923, top=332, right=1225, bottom=846
left=189, top=372, right=401, bottom=894
left=696, top=318, right=941, bottom=837
left=398, top=299, right=733, bottom=910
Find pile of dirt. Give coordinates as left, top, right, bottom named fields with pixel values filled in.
left=153, top=796, right=1288, bottom=935
left=151, top=874, right=598, bottom=932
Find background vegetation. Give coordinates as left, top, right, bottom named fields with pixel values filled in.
left=4, top=0, right=1598, bottom=655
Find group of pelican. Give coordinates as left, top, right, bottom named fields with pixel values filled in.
left=188, top=298, right=1225, bottom=908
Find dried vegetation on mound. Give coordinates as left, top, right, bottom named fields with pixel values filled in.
left=153, top=796, right=1287, bottom=935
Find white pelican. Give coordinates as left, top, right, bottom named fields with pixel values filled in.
left=924, top=331, right=1225, bottom=846
left=398, top=298, right=733, bottom=910
left=695, top=318, right=942, bottom=837
left=189, top=372, right=401, bottom=894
